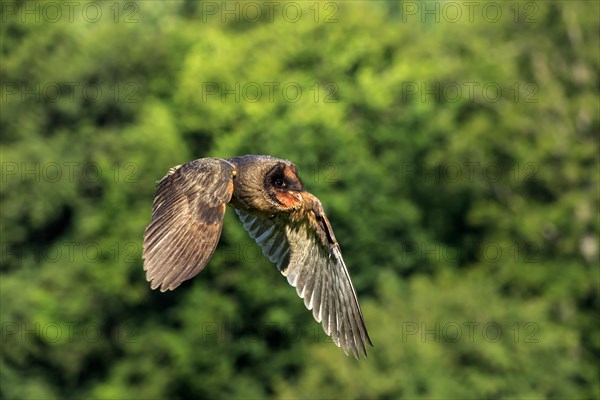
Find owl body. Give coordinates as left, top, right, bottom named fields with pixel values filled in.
left=143, top=155, right=372, bottom=358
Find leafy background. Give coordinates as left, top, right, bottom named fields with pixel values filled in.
left=1, top=1, right=598, bottom=399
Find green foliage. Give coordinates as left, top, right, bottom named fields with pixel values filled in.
left=1, top=1, right=598, bottom=399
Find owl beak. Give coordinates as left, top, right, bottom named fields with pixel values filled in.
left=290, top=191, right=303, bottom=202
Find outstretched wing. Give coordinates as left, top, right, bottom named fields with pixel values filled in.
left=143, top=158, right=236, bottom=292
left=235, top=198, right=372, bottom=358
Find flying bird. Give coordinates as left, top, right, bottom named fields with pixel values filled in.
left=142, top=155, right=372, bottom=358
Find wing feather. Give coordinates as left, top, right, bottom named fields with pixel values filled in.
left=143, top=158, right=236, bottom=292
left=235, top=204, right=372, bottom=358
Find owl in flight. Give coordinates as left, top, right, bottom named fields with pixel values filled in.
left=142, top=155, right=372, bottom=358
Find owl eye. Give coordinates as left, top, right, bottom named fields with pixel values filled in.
left=274, top=178, right=286, bottom=188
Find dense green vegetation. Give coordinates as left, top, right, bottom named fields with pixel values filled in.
left=1, top=1, right=598, bottom=398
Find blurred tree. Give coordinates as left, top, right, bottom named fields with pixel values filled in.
left=1, top=1, right=597, bottom=399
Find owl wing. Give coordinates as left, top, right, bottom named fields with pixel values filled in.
left=235, top=195, right=372, bottom=358
left=143, top=158, right=236, bottom=292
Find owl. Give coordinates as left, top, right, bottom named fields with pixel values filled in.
left=143, top=155, right=372, bottom=358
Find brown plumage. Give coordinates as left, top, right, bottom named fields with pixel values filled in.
left=142, top=155, right=372, bottom=358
